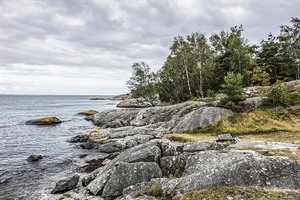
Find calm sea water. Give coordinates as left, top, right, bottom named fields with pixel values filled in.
left=0, top=95, right=118, bottom=200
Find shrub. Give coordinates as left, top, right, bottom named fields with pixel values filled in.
left=289, top=90, right=300, bottom=105
left=263, top=83, right=290, bottom=107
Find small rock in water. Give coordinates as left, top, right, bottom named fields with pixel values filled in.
left=77, top=110, right=98, bottom=116
left=27, top=154, right=43, bottom=162
left=51, top=174, right=79, bottom=194
left=25, top=116, right=61, bottom=125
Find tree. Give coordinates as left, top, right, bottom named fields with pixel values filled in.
left=249, top=66, right=271, bottom=86
left=256, top=33, right=282, bottom=82
left=220, top=72, right=245, bottom=108
left=170, top=36, right=193, bottom=98
left=187, top=32, right=213, bottom=97
left=126, top=62, right=155, bottom=99
left=210, top=25, right=255, bottom=86
left=278, top=17, right=300, bottom=80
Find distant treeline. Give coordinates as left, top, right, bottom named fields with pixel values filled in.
left=127, top=17, right=300, bottom=103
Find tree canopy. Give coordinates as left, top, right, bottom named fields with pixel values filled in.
left=127, top=18, right=300, bottom=103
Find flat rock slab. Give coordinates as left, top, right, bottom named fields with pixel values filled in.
left=227, top=141, right=300, bottom=151
left=217, top=134, right=235, bottom=142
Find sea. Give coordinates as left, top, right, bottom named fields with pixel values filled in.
left=0, top=95, right=118, bottom=200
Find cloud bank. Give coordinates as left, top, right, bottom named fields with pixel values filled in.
left=1, top=0, right=299, bottom=94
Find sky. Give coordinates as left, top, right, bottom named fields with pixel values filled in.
left=1, top=0, right=299, bottom=95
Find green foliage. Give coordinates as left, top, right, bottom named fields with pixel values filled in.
left=126, top=62, right=156, bottom=99
left=262, top=83, right=290, bottom=107
left=126, top=18, right=300, bottom=104
left=220, top=72, right=245, bottom=109
left=289, top=90, right=300, bottom=105
left=250, top=66, right=271, bottom=86
left=263, top=107, right=291, bottom=120
left=278, top=17, right=300, bottom=80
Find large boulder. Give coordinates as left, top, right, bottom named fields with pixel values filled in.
left=285, top=80, right=300, bottom=91
left=117, top=98, right=153, bottom=108
left=174, top=150, right=300, bottom=194
left=51, top=174, right=79, bottom=194
left=123, top=150, right=300, bottom=198
left=82, top=140, right=175, bottom=189
left=172, top=107, right=233, bottom=133
left=92, top=101, right=208, bottom=130
left=25, top=116, right=61, bottom=125
left=103, top=162, right=162, bottom=198
left=130, top=101, right=207, bottom=128
left=243, top=97, right=264, bottom=110
left=87, top=162, right=162, bottom=197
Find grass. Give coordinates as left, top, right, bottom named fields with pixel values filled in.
left=166, top=107, right=300, bottom=144
left=166, top=134, right=216, bottom=143
left=191, top=109, right=299, bottom=136
left=173, top=186, right=300, bottom=200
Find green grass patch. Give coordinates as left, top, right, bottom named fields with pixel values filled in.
left=189, top=108, right=298, bottom=136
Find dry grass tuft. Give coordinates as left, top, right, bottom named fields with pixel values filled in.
left=173, top=186, right=300, bottom=200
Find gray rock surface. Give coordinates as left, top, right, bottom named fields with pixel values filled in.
left=285, top=80, right=300, bottom=91
left=102, top=162, right=162, bottom=197
left=93, top=109, right=140, bottom=128
left=243, top=97, right=264, bottom=109
left=174, top=150, right=300, bottom=194
left=183, top=141, right=212, bottom=152
left=82, top=140, right=174, bottom=188
left=160, top=155, right=187, bottom=177
left=117, top=98, right=153, bottom=108
left=92, top=101, right=231, bottom=134
left=123, top=150, right=300, bottom=198
left=172, top=107, right=233, bottom=133
left=227, top=141, right=300, bottom=151
left=51, top=174, right=79, bottom=194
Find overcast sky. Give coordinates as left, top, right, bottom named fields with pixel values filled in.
left=1, top=0, right=299, bottom=95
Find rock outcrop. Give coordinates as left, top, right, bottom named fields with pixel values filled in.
left=285, top=80, right=300, bottom=91
left=84, top=139, right=176, bottom=197
left=60, top=99, right=300, bottom=200
left=25, top=116, right=61, bottom=125
left=122, top=150, right=300, bottom=199
left=91, top=101, right=232, bottom=133
left=116, top=98, right=153, bottom=108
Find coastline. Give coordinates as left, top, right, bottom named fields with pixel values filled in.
left=45, top=98, right=300, bottom=200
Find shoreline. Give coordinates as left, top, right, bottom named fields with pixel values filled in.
left=46, top=100, right=300, bottom=200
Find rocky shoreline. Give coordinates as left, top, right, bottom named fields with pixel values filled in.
left=42, top=100, right=300, bottom=200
